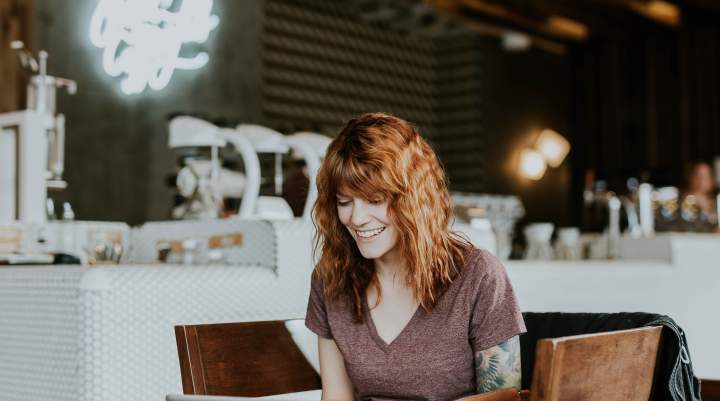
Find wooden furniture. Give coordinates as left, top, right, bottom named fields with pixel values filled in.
left=529, top=326, right=662, bottom=401
left=174, top=322, right=662, bottom=400
left=457, top=388, right=530, bottom=401
left=458, top=325, right=660, bottom=401
left=174, top=320, right=321, bottom=397
left=0, top=0, right=31, bottom=113
left=702, top=379, right=720, bottom=401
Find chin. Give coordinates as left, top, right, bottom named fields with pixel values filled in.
left=355, top=244, right=392, bottom=260
left=358, top=249, right=384, bottom=260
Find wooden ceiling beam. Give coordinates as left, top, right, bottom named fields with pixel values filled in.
left=626, top=0, right=680, bottom=27
left=424, top=0, right=690, bottom=50
left=669, top=0, right=720, bottom=14
left=529, top=1, right=647, bottom=39
left=425, top=0, right=568, bottom=54
left=429, top=0, right=720, bottom=34
left=507, top=0, right=679, bottom=36
left=458, top=0, right=589, bottom=42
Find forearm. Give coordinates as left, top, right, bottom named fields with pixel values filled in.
left=319, top=337, right=355, bottom=401
left=474, top=336, right=521, bottom=393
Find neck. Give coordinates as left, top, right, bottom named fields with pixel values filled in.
left=373, top=248, right=406, bottom=286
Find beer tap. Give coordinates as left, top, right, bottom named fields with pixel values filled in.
left=11, top=40, right=77, bottom=189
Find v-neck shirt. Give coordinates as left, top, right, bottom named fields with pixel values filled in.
left=363, top=291, right=421, bottom=350
left=305, top=247, right=526, bottom=401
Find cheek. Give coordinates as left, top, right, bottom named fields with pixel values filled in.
left=373, top=204, right=391, bottom=223
left=385, top=225, right=399, bottom=244
left=337, top=207, right=350, bottom=225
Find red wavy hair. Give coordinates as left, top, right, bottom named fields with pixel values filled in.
left=312, top=112, right=472, bottom=322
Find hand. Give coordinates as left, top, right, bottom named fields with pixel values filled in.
left=455, top=387, right=523, bottom=401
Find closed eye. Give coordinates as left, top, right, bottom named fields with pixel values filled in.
left=337, top=200, right=352, bottom=207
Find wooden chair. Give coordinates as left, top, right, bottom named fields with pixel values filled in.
left=701, top=379, right=720, bottom=401
left=529, top=326, right=662, bottom=401
left=174, top=322, right=661, bottom=400
left=459, top=326, right=662, bottom=401
left=174, top=320, right=321, bottom=397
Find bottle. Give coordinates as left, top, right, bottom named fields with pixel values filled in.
left=60, top=202, right=76, bottom=255
left=638, top=183, right=654, bottom=237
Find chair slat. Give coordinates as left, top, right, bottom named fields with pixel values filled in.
left=530, top=326, right=662, bottom=401
left=174, top=320, right=321, bottom=396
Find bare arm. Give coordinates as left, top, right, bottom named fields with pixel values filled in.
left=474, top=335, right=521, bottom=393
left=318, top=336, right=354, bottom=401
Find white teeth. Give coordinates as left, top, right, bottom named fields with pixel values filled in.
left=356, top=226, right=385, bottom=238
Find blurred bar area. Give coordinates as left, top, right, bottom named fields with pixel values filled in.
left=1, top=1, right=719, bottom=400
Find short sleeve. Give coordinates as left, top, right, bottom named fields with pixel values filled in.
left=305, top=270, right=333, bottom=339
left=469, top=250, right=526, bottom=351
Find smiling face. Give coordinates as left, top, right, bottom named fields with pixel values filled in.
left=336, top=194, right=400, bottom=262
left=313, top=113, right=467, bottom=322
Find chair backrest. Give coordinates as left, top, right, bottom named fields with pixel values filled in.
left=529, top=326, right=662, bottom=401
left=702, top=379, right=720, bottom=401
left=174, top=320, right=321, bottom=396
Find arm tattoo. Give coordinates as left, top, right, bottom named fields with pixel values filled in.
left=474, top=336, right=521, bottom=393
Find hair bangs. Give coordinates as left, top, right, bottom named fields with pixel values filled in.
left=331, top=153, right=393, bottom=201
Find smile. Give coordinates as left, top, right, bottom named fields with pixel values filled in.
left=355, top=226, right=386, bottom=238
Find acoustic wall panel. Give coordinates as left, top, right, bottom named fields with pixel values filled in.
left=261, top=0, right=435, bottom=130
left=434, top=33, right=484, bottom=191
left=260, top=0, right=484, bottom=191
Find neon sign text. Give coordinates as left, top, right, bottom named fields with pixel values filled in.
left=89, top=0, right=219, bottom=94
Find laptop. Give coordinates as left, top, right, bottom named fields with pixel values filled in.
left=166, top=389, right=321, bottom=401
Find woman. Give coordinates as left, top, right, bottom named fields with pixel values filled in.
left=306, top=113, right=526, bottom=401
left=681, top=161, right=718, bottom=232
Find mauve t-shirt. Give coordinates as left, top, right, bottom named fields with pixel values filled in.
left=305, top=247, right=526, bottom=401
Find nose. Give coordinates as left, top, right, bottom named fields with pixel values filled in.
left=349, top=199, right=370, bottom=228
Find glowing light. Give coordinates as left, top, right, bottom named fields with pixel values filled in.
left=89, top=0, right=219, bottom=95
left=536, top=129, right=570, bottom=168
left=547, top=16, right=588, bottom=41
left=519, top=148, right=546, bottom=181
left=629, top=0, right=680, bottom=27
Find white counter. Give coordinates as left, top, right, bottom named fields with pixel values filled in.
left=0, top=264, right=313, bottom=401
left=0, top=230, right=717, bottom=401
left=0, top=219, right=317, bottom=401
left=507, top=232, right=720, bottom=379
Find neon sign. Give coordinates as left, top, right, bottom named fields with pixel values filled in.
left=89, top=0, right=219, bottom=95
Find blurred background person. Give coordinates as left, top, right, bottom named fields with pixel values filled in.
left=680, top=161, right=719, bottom=233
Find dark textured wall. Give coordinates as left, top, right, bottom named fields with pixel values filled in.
left=30, top=0, right=574, bottom=227
left=433, top=33, right=485, bottom=193
left=32, top=0, right=264, bottom=224
left=479, top=40, right=574, bottom=228
left=258, top=0, right=573, bottom=215
left=568, top=8, right=720, bottom=227
left=261, top=0, right=436, bottom=134
left=1, top=0, right=32, bottom=113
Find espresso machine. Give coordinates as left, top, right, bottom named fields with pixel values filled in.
left=167, top=116, right=336, bottom=221
left=0, top=41, right=76, bottom=223
left=168, top=116, right=240, bottom=220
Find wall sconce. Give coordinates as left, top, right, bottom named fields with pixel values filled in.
left=536, top=129, right=570, bottom=168
left=518, top=128, right=570, bottom=180
left=519, top=148, right=547, bottom=180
